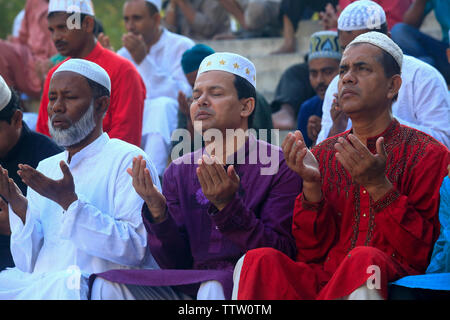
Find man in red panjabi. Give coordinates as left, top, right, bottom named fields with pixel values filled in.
left=36, top=0, right=145, bottom=147
left=234, top=32, right=450, bottom=300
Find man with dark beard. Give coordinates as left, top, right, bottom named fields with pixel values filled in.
left=296, top=31, right=341, bottom=148
left=0, top=59, right=165, bottom=300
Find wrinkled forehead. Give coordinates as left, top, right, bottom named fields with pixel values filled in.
left=194, top=70, right=235, bottom=90
left=341, top=42, right=383, bottom=65
left=49, top=71, right=90, bottom=92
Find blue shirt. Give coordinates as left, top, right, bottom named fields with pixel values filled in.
left=297, top=95, right=323, bottom=148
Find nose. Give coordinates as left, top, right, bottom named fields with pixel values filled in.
left=196, top=92, right=209, bottom=108
left=51, top=29, right=63, bottom=43
left=341, top=68, right=356, bottom=84
left=317, top=72, right=325, bottom=84
left=48, top=96, right=65, bottom=116
left=125, top=20, right=135, bottom=33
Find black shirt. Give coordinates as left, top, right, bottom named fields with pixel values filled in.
left=0, top=122, right=63, bottom=271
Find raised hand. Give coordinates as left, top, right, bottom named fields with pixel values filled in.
left=127, top=156, right=167, bottom=223
left=196, top=155, right=240, bottom=211
left=282, top=131, right=321, bottom=182
left=0, top=197, right=11, bottom=235
left=335, top=134, right=392, bottom=201
left=319, top=3, right=340, bottom=30
left=329, top=93, right=349, bottom=137
left=0, top=166, right=27, bottom=223
left=97, top=32, right=114, bottom=51
left=282, top=131, right=322, bottom=202
left=307, top=115, right=322, bottom=146
left=122, top=32, right=148, bottom=65
left=17, top=161, right=77, bottom=211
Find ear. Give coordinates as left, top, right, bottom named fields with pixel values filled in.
left=94, top=96, right=110, bottom=119
left=82, top=16, right=95, bottom=34
left=240, top=97, right=255, bottom=119
left=153, top=12, right=161, bottom=26
left=11, top=110, right=23, bottom=130
left=387, top=74, right=402, bottom=101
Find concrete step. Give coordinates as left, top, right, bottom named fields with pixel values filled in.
left=201, top=21, right=323, bottom=102
left=200, top=14, right=443, bottom=103
left=203, top=20, right=322, bottom=58
left=420, top=11, right=442, bottom=40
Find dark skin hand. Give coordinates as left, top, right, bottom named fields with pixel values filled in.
left=196, top=154, right=240, bottom=211
left=307, top=115, right=322, bottom=146
left=0, top=197, right=11, bottom=235
left=17, top=161, right=78, bottom=211
left=334, top=134, right=393, bottom=201
left=328, top=93, right=349, bottom=138
left=282, top=131, right=322, bottom=202
left=0, top=165, right=27, bottom=224
left=127, top=155, right=167, bottom=223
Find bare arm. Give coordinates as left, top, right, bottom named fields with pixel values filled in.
left=176, top=0, right=197, bottom=25
left=165, top=1, right=178, bottom=30
left=403, top=0, right=429, bottom=28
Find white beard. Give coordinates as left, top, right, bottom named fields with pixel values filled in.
left=48, top=100, right=96, bottom=148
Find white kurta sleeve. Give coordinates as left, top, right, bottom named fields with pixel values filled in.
left=317, top=76, right=340, bottom=144
left=58, top=153, right=161, bottom=268
left=9, top=188, right=44, bottom=273
left=405, top=66, right=450, bottom=148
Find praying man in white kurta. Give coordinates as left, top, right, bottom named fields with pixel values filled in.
left=0, top=59, right=161, bottom=300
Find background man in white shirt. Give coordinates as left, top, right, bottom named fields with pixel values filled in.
left=117, top=0, right=195, bottom=178
left=316, top=0, right=450, bottom=148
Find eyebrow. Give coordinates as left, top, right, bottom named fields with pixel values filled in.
left=124, top=14, right=143, bottom=19
left=340, top=61, right=371, bottom=68
left=193, top=85, right=225, bottom=92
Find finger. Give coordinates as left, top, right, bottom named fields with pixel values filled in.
left=137, top=158, right=147, bottom=189
left=143, top=168, right=156, bottom=193
left=126, top=168, right=133, bottom=177
left=347, top=134, right=372, bottom=158
left=213, top=161, right=228, bottom=184
left=197, top=159, right=213, bottom=189
left=227, top=165, right=240, bottom=184
left=294, top=148, right=307, bottom=170
left=59, top=161, right=73, bottom=181
left=202, top=156, right=222, bottom=185
left=0, top=197, right=7, bottom=211
left=336, top=137, right=361, bottom=163
left=196, top=165, right=209, bottom=192
left=334, top=141, right=357, bottom=169
left=288, top=138, right=304, bottom=165
left=293, top=130, right=306, bottom=143
left=376, top=137, right=387, bottom=159
left=131, top=156, right=140, bottom=178
left=335, top=152, right=353, bottom=173
left=281, top=132, right=294, bottom=152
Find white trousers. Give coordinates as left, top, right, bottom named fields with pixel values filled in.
left=90, top=278, right=225, bottom=300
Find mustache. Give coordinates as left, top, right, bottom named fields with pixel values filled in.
left=314, top=83, right=327, bottom=92
left=194, top=108, right=215, bottom=117
left=54, top=40, right=68, bottom=47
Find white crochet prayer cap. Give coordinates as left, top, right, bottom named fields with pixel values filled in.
left=338, top=0, right=386, bottom=31
left=347, top=31, right=403, bottom=69
left=146, top=0, right=162, bottom=11
left=0, top=75, right=12, bottom=111
left=198, top=52, right=256, bottom=89
left=52, top=59, right=111, bottom=93
left=48, top=0, right=95, bottom=16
